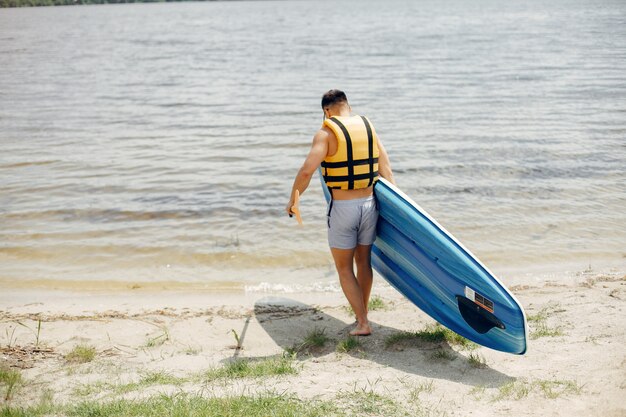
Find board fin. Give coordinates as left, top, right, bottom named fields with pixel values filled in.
left=456, top=295, right=505, bottom=334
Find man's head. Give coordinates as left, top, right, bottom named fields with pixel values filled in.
left=321, top=89, right=350, bottom=118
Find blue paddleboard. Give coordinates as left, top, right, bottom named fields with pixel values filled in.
left=320, top=172, right=528, bottom=354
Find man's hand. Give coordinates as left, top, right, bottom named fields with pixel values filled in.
left=285, top=198, right=295, bottom=217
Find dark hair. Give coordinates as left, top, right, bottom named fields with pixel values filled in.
left=321, top=89, right=348, bottom=109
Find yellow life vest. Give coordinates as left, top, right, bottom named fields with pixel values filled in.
left=321, top=115, right=379, bottom=190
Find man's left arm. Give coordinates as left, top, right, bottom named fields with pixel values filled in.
left=377, top=137, right=395, bottom=185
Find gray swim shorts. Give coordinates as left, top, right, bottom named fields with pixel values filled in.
left=327, top=195, right=379, bottom=249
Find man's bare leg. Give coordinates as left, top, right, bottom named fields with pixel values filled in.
left=330, top=247, right=372, bottom=336
left=354, top=244, right=373, bottom=314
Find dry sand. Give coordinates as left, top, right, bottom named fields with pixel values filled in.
left=0, top=271, right=624, bottom=416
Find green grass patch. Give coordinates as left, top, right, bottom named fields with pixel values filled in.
left=384, top=331, right=416, bottom=348
left=0, top=367, right=22, bottom=401
left=1, top=393, right=340, bottom=417
left=467, top=352, right=487, bottom=368
left=72, top=380, right=112, bottom=397
left=528, top=305, right=566, bottom=340
left=385, top=324, right=476, bottom=350
left=182, top=346, right=201, bottom=356
left=422, top=324, right=462, bottom=344
left=530, top=322, right=565, bottom=340
left=74, top=357, right=299, bottom=399
left=140, top=371, right=182, bottom=386
left=1, top=389, right=439, bottom=417
left=495, top=379, right=532, bottom=401
left=535, top=379, right=582, bottom=399
left=73, top=371, right=187, bottom=397
left=1, top=390, right=56, bottom=416
left=494, top=378, right=581, bottom=401
left=203, top=356, right=298, bottom=381
left=343, top=295, right=390, bottom=316
left=430, top=349, right=455, bottom=361
left=303, top=327, right=330, bottom=348
left=16, top=319, right=43, bottom=347
left=339, top=391, right=403, bottom=416
left=368, top=295, right=388, bottom=311
left=144, top=328, right=170, bottom=348
left=407, top=380, right=434, bottom=404
left=117, top=371, right=187, bottom=394
left=65, top=344, right=96, bottom=364
left=469, top=385, right=486, bottom=400
left=527, top=309, right=549, bottom=323
left=287, top=327, right=332, bottom=354
left=336, top=336, right=361, bottom=353
left=0, top=403, right=54, bottom=417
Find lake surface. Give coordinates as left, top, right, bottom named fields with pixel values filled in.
left=1, top=0, right=625, bottom=292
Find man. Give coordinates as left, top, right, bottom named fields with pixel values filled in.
left=285, top=90, right=395, bottom=336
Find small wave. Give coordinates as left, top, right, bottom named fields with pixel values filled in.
left=0, top=160, right=59, bottom=169
left=2, top=208, right=223, bottom=223
left=126, top=38, right=199, bottom=48
left=155, top=102, right=224, bottom=109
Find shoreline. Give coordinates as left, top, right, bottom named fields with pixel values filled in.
left=0, top=265, right=623, bottom=316
left=1, top=260, right=623, bottom=294
left=1, top=273, right=624, bottom=416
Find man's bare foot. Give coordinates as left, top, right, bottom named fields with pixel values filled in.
left=349, top=322, right=372, bottom=336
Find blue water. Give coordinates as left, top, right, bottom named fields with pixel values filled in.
left=0, top=0, right=624, bottom=290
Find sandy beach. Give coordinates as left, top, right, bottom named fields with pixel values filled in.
left=2, top=0, right=625, bottom=415
left=1, top=270, right=624, bottom=416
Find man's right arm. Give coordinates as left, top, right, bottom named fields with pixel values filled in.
left=285, top=129, right=330, bottom=216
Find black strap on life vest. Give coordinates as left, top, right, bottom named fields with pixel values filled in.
left=321, top=117, right=378, bottom=190
left=360, top=115, right=375, bottom=187
left=327, top=187, right=333, bottom=226
left=330, top=117, right=354, bottom=189
left=372, top=179, right=379, bottom=211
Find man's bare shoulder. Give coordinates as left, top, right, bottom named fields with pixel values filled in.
left=309, top=126, right=333, bottom=149
left=314, top=126, right=334, bottom=141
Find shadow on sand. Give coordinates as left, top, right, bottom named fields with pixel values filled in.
left=252, top=296, right=514, bottom=389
